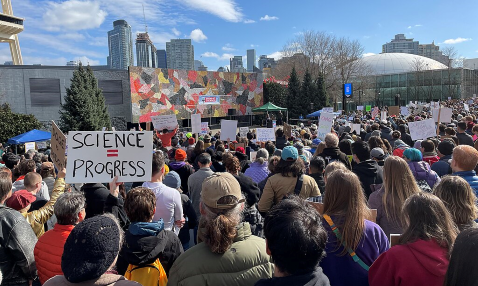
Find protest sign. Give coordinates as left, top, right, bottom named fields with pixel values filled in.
left=256, top=128, right=276, bottom=142
left=65, top=131, right=153, bottom=183
left=366, top=105, right=372, bottom=112
left=448, top=97, right=452, bottom=100
left=200, top=122, right=208, bottom=135
left=239, top=127, right=249, bottom=138
left=432, top=108, right=452, bottom=123
left=284, top=123, right=292, bottom=138
left=191, top=114, right=201, bottom=134
left=400, top=106, right=409, bottom=116
left=317, top=112, right=334, bottom=140
left=25, top=142, right=35, bottom=151
left=250, top=151, right=257, bottom=162
left=388, top=106, right=400, bottom=116
left=51, top=121, right=67, bottom=170
left=464, top=104, right=469, bottom=111
left=357, top=106, right=364, bottom=111
left=220, top=120, right=238, bottom=141
left=372, top=107, right=379, bottom=119
left=151, top=115, right=177, bottom=130
left=352, top=124, right=361, bottom=135
left=272, top=120, right=276, bottom=130
left=322, top=107, right=334, bottom=113
left=36, top=142, right=47, bottom=149
left=381, top=111, right=387, bottom=120
left=408, top=119, right=436, bottom=140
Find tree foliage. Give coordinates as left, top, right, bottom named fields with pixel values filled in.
left=0, top=103, right=42, bottom=143
left=300, top=70, right=315, bottom=113
left=287, top=67, right=302, bottom=118
left=315, top=73, right=328, bottom=109
left=59, top=63, right=111, bottom=132
left=263, top=82, right=287, bottom=107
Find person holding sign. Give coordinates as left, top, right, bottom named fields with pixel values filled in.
left=157, top=125, right=178, bottom=148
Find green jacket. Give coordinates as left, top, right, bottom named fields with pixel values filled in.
left=167, top=222, right=274, bottom=286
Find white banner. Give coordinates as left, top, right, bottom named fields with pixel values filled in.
left=432, top=108, right=453, bottom=123
left=239, top=127, right=249, bottom=138
left=357, top=106, right=364, bottom=111
left=256, top=128, right=276, bottom=142
left=400, top=106, right=409, bottom=116
left=151, top=115, right=177, bottom=130
left=65, top=131, right=153, bottom=183
left=408, top=119, right=436, bottom=140
left=191, top=114, right=201, bottom=134
left=220, top=120, right=238, bottom=141
left=317, top=112, right=334, bottom=140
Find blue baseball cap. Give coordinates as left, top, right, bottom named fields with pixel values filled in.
left=311, top=138, right=322, bottom=147
left=281, top=146, right=299, bottom=161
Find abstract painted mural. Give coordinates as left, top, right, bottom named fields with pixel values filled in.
left=130, top=67, right=264, bottom=123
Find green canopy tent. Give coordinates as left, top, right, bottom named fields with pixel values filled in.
left=252, top=102, right=288, bottom=124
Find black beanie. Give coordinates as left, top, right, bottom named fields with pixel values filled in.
left=61, top=215, right=121, bottom=283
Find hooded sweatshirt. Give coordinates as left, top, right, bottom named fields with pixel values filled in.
left=369, top=239, right=449, bottom=286
left=168, top=161, right=195, bottom=194
left=116, top=220, right=183, bottom=276
left=353, top=160, right=383, bottom=199
left=317, top=147, right=352, bottom=169
left=380, top=126, right=393, bottom=141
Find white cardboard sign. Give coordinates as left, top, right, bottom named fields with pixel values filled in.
left=25, top=142, right=35, bottom=151
left=200, top=122, right=208, bottom=135
left=191, top=114, right=202, bottom=134
left=317, top=112, right=334, bottom=140
left=408, top=119, right=436, bottom=140
left=400, top=106, right=409, bottom=116
left=357, top=106, right=364, bottom=111
left=239, top=127, right=249, bottom=138
left=65, top=131, right=153, bottom=183
left=151, top=115, right=177, bottom=130
left=220, top=120, right=238, bottom=141
left=352, top=124, right=361, bottom=134
left=250, top=151, right=257, bottom=161
left=432, top=108, right=453, bottom=123
left=381, top=111, right=387, bottom=119
left=256, top=128, right=276, bottom=142
left=464, top=104, right=470, bottom=111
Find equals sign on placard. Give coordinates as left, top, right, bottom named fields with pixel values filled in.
left=107, top=150, right=119, bottom=157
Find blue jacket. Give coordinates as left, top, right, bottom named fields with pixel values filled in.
left=431, top=155, right=452, bottom=177
left=453, top=170, right=478, bottom=196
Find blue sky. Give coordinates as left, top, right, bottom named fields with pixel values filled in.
left=4, top=0, right=478, bottom=70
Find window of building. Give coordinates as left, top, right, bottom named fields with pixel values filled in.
left=29, top=78, right=61, bottom=106
left=98, top=80, right=124, bottom=105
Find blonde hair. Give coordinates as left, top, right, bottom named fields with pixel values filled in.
left=324, top=161, right=349, bottom=181
left=313, top=142, right=327, bottom=156
left=382, top=156, right=420, bottom=227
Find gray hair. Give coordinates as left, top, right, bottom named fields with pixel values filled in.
left=325, top=133, right=339, bottom=148
left=255, top=148, right=269, bottom=164
left=54, top=192, right=86, bottom=225
left=24, top=149, right=36, bottom=160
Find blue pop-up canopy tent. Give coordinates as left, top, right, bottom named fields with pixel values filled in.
left=306, top=110, right=322, bottom=118
left=7, top=129, right=52, bottom=145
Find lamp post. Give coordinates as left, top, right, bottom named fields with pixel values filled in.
left=395, top=93, right=400, bottom=106
left=378, top=92, right=381, bottom=107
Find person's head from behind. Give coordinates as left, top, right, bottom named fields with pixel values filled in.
left=199, top=172, right=245, bottom=254
left=125, top=187, right=156, bottom=222
left=4, top=153, right=20, bottom=170
left=398, top=124, right=408, bottom=135
left=174, top=149, right=187, bottom=162
left=451, top=145, right=478, bottom=172
left=324, top=133, right=338, bottom=148
left=19, top=159, right=36, bottom=175
left=40, top=162, right=55, bottom=179
left=392, top=130, right=401, bottom=139
left=399, top=192, right=457, bottom=253
left=443, top=228, right=478, bottom=286
left=323, top=170, right=369, bottom=254
left=275, top=146, right=304, bottom=177
left=224, top=155, right=241, bottom=175
left=433, top=176, right=477, bottom=227
left=24, top=149, right=36, bottom=160
left=55, top=192, right=86, bottom=225
left=338, top=139, right=352, bottom=155
left=197, top=153, right=212, bottom=168
left=268, top=155, right=280, bottom=174
left=309, top=156, right=325, bottom=175
left=445, top=127, right=456, bottom=136
left=61, top=214, right=123, bottom=283
left=264, top=196, right=327, bottom=276
left=351, top=141, right=370, bottom=163
left=420, top=140, right=435, bottom=154
left=437, top=139, right=455, bottom=158
left=24, top=172, right=42, bottom=193
left=151, top=152, right=165, bottom=180
left=275, top=128, right=284, bottom=138
left=368, top=136, right=385, bottom=150
left=162, top=128, right=169, bottom=134
left=323, top=161, right=348, bottom=183
left=255, top=148, right=269, bottom=165
left=264, top=141, right=276, bottom=158
left=457, top=122, right=467, bottom=132
left=0, top=172, right=12, bottom=204
left=402, top=148, right=422, bottom=162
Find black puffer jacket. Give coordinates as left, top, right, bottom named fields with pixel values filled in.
left=0, top=205, right=37, bottom=285
left=352, top=160, right=383, bottom=199
left=318, top=147, right=352, bottom=169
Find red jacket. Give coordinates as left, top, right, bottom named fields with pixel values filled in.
left=34, top=224, right=75, bottom=284
left=156, top=128, right=177, bottom=147
left=369, top=239, right=449, bottom=286
left=423, top=155, right=440, bottom=166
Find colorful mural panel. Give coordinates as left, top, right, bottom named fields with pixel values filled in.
left=129, top=67, right=264, bottom=123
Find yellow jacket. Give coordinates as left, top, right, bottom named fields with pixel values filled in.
left=21, top=178, right=66, bottom=238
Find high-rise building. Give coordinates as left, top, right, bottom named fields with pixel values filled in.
left=156, top=49, right=167, bottom=68
left=194, top=60, right=203, bottom=71
left=136, top=32, right=156, bottom=68
left=230, top=56, right=246, bottom=72
left=107, top=20, right=134, bottom=70
left=198, top=65, right=208, bottom=71
left=258, top=55, right=276, bottom=71
left=247, top=49, right=256, bottom=72
left=66, top=60, right=79, bottom=66
left=382, top=34, right=419, bottom=54
left=166, top=39, right=194, bottom=70
left=418, top=42, right=448, bottom=65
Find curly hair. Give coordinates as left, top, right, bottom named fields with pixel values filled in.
left=224, top=154, right=241, bottom=174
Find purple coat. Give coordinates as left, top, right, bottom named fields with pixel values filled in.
left=244, top=162, right=270, bottom=184
left=407, top=161, right=440, bottom=188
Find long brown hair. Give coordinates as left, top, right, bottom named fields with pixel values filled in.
left=433, top=176, right=478, bottom=228
left=313, top=142, right=326, bottom=156
left=399, top=192, right=458, bottom=255
left=323, top=170, right=370, bottom=255
left=194, top=140, right=205, bottom=155
left=382, top=156, right=420, bottom=227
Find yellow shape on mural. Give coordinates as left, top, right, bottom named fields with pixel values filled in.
left=158, top=72, right=170, bottom=84
left=214, top=109, right=220, bottom=117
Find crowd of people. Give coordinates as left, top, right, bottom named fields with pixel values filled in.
left=1, top=97, right=478, bottom=286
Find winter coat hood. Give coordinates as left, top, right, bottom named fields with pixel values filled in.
left=169, top=161, right=186, bottom=170
left=353, top=160, right=380, bottom=177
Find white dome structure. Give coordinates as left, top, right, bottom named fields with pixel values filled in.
left=360, top=53, right=447, bottom=76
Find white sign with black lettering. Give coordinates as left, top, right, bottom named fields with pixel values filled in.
left=408, top=119, right=436, bottom=141
left=151, top=115, right=177, bottom=130
left=66, top=131, right=153, bottom=183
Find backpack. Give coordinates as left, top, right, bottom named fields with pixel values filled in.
left=124, top=259, right=168, bottom=286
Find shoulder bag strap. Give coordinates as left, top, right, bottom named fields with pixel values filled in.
left=323, top=214, right=370, bottom=271
left=293, top=174, right=304, bottom=196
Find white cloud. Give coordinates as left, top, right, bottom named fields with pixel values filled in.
left=21, top=33, right=105, bottom=58
left=443, top=37, right=472, bottom=44
left=268, top=51, right=283, bottom=60
left=180, top=0, right=243, bottom=22
left=222, top=43, right=235, bottom=51
left=250, top=44, right=258, bottom=48
left=147, top=31, right=175, bottom=48
left=407, top=26, right=412, bottom=29
left=408, top=24, right=422, bottom=29
left=75, top=56, right=100, bottom=66
left=172, top=28, right=181, bottom=37
left=43, top=0, right=107, bottom=31
left=362, top=53, right=375, bottom=57
left=190, top=29, right=207, bottom=42
left=260, top=15, right=279, bottom=21
left=60, top=33, right=86, bottom=41
left=202, top=52, right=219, bottom=58
left=244, top=19, right=255, bottom=24
left=201, top=52, right=233, bottom=61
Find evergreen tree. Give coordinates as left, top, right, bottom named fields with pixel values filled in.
left=0, top=103, right=42, bottom=143
left=264, top=82, right=287, bottom=107
left=59, top=63, right=111, bottom=132
left=315, top=73, right=328, bottom=109
left=287, top=67, right=301, bottom=118
left=301, top=70, right=314, bottom=113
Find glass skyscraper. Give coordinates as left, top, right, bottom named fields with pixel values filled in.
left=107, top=20, right=134, bottom=70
